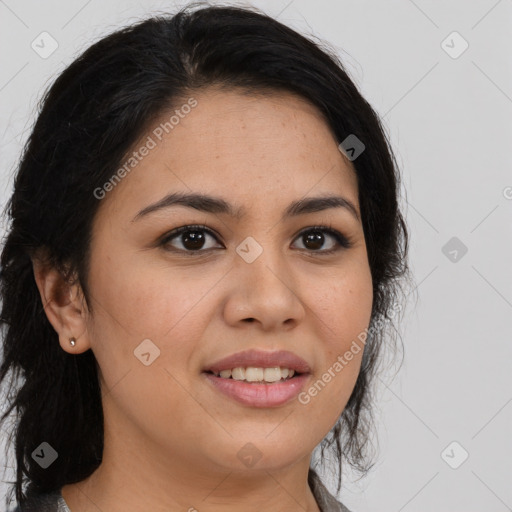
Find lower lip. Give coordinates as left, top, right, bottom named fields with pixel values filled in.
left=203, top=372, right=310, bottom=408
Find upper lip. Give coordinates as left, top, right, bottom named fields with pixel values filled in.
left=203, top=349, right=311, bottom=374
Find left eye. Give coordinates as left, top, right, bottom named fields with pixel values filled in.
left=292, top=227, right=349, bottom=252
left=160, top=225, right=350, bottom=254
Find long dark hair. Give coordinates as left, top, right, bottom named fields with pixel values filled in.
left=0, top=2, right=410, bottom=506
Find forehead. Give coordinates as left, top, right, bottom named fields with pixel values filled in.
left=96, top=87, right=359, bottom=223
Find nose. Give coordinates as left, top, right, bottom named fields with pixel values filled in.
left=222, top=243, right=306, bottom=331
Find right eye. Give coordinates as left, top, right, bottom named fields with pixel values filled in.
left=159, top=224, right=224, bottom=254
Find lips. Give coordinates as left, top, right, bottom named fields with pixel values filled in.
left=202, top=349, right=312, bottom=374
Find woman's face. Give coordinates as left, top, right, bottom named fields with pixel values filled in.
left=82, top=87, right=373, bottom=478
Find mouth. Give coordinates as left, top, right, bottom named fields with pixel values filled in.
left=203, top=366, right=303, bottom=384
left=201, top=349, right=311, bottom=407
left=202, top=348, right=311, bottom=375
left=202, top=369, right=310, bottom=408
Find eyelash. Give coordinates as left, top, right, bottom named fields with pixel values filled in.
left=159, top=223, right=352, bottom=256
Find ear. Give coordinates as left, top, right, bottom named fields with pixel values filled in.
left=31, top=253, right=92, bottom=354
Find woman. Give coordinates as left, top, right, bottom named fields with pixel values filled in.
left=0, top=3, right=409, bottom=511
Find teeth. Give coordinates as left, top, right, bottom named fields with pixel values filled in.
left=214, top=367, right=297, bottom=382
left=245, top=367, right=264, bottom=382
left=232, top=367, right=245, bottom=380
left=264, top=367, right=282, bottom=382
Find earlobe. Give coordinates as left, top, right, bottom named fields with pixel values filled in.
left=31, top=255, right=91, bottom=354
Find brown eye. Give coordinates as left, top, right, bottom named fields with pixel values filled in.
left=160, top=225, right=222, bottom=253
left=302, top=231, right=328, bottom=250
left=160, top=224, right=351, bottom=256
left=292, top=226, right=351, bottom=254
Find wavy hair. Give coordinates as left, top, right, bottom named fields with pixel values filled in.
left=0, top=2, right=410, bottom=506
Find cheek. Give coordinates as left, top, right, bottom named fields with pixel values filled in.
left=86, top=247, right=229, bottom=388
left=89, top=246, right=208, bottom=333
left=85, top=254, right=215, bottom=441
left=314, top=260, right=373, bottom=349
left=304, top=263, right=373, bottom=418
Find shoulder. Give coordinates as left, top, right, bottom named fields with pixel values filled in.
left=6, top=490, right=68, bottom=512
left=309, top=469, right=354, bottom=512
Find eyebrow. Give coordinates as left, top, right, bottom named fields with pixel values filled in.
left=132, top=192, right=360, bottom=223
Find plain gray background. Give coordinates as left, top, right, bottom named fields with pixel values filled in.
left=1, top=1, right=511, bottom=511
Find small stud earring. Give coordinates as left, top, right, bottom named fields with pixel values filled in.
left=69, top=337, right=76, bottom=347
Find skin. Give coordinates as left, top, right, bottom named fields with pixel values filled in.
left=33, top=87, right=373, bottom=512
